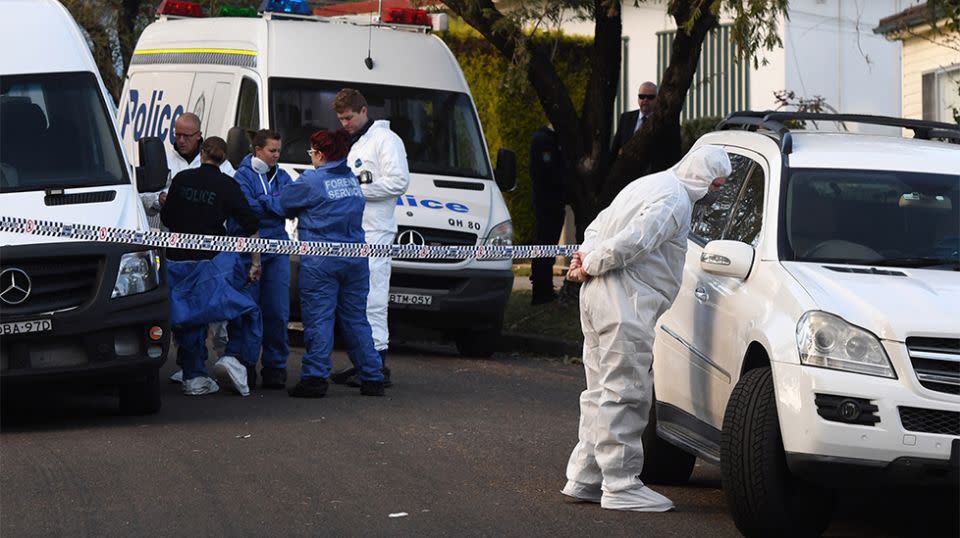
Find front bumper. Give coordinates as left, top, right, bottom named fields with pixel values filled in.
left=772, top=357, right=959, bottom=485
left=388, top=266, right=513, bottom=330
left=1, top=242, right=170, bottom=384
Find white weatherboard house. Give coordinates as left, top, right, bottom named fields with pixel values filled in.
left=562, top=0, right=911, bottom=130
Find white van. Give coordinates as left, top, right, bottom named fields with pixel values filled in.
left=119, top=3, right=518, bottom=357
left=0, top=0, right=170, bottom=414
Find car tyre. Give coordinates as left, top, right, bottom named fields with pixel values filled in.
left=118, top=370, right=162, bottom=415
left=641, top=390, right=696, bottom=485
left=720, top=367, right=833, bottom=537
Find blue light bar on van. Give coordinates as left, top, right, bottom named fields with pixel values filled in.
left=259, top=0, right=311, bottom=15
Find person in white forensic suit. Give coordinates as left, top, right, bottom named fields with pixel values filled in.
left=330, top=88, right=410, bottom=387
left=562, top=145, right=731, bottom=512
left=142, top=111, right=236, bottom=381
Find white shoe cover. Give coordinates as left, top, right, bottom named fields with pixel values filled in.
left=601, top=485, right=675, bottom=512
left=561, top=480, right=602, bottom=503
left=213, top=356, right=250, bottom=396
left=183, top=376, right=219, bottom=395
left=169, top=370, right=183, bottom=384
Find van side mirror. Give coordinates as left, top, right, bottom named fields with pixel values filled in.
left=136, top=137, right=168, bottom=193
left=700, top=240, right=755, bottom=279
left=494, top=148, right=517, bottom=192
left=227, top=127, right=251, bottom=170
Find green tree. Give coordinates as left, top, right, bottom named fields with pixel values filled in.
left=441, top=0, right=789, bottom=239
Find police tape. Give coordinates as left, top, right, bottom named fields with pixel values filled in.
left=0, top=216, right=580, bottom=260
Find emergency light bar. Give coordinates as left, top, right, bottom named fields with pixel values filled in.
left=381, top=7, right=431, bottom=26
left=259, top=0, right=311, bottom=16
left=157, top=0, right=204, bottom=17
left=219, top=5, right=258, bottom=17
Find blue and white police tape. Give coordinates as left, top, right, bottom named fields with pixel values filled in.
left=0, top=216, right=579, bottom=260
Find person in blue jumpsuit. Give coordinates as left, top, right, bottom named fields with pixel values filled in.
left=280, top=128, right=386, bottom=398
left=227, top=129, right=292, bottom=389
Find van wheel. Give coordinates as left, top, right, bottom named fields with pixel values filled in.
left=720, top=368, right=833, bottom=537
left=118, top=370, right=162, bottom=415
left=455, top=328, right=500, bottom=358
left=641, top=392, right=696, bottom=485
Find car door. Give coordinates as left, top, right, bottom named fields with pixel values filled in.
left=654, top=150, right=757, bottom=429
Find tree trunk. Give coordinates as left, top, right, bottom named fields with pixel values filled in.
left=598, top=1, right=719, bottom=208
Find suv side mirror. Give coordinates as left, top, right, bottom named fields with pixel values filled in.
left=227, top=127, right=251, bottom=170
left=700, top=240, right=755, bottom=279
left=136, top=137, right=168, bottom=193
left=494, top=148, right=517, bottom=192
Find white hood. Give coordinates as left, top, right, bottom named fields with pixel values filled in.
left=672, top=145, right=732, bottom=202
left=783, top=262, right=960, bottom=341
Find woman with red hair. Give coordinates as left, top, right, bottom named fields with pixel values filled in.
left=279, top=129, right=386, bottom=398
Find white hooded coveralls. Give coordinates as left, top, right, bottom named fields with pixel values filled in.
left=347, top=120, right=410, bottom=351
left=565, top=145, right=731, bottom=493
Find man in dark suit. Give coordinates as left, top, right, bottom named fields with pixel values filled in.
left=610, top=81, right=658, bottom=160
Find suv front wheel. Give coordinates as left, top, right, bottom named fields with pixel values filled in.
left=720, top=367, right=833, bottom=537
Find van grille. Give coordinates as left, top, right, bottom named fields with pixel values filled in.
left=906, top=337, right=960, bottom=395
left=0, top=256, right=101, bottom=317
left=394, top=226, right=478, bottom=264
left=898, top=407, right=960, bottom=436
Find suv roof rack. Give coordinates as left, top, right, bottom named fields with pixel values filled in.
left=716, top=111, right=960, bottom=154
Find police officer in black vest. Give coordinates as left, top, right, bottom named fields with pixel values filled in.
left=529, top=124, right=567, bottom=305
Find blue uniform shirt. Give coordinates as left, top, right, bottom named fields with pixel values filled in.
left=227, top=153, right=293, bottom=240
left=279, top=158, right=366, bottom=244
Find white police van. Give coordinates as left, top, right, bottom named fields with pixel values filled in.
left=1, top=0, right=170, bottom=413
left=118, top=0, right=518, bottom=357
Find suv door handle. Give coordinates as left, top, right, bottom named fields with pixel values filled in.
left=694, top=286, right=708, bottom=302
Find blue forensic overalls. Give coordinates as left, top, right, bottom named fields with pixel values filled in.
left=227, top=154, right=292, bottom=370
left=166, top=252, right=262, bottom=380
left=279, top=159, right=384, bottom=381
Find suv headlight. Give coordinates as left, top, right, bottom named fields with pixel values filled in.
left=112, top=250, right=160, bottom=298
left=796, top=311, right=895, bottom=378
left=485, top=220, right=513, bottom=246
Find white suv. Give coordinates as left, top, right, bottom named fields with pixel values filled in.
left=642, top=112, right=959, bottom=537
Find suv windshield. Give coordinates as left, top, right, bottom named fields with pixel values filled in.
left=269, top=78, right=492, bottom=179
left=1, top=72, right=128, bottom=193
left=785, top=168, right=960, bottom=268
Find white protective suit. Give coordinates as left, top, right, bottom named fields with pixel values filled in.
left=565, top=145, right=732, bottom=497
left=347, top=120, right=410, bottom=351
left=141, top=145, right=236, bottom=230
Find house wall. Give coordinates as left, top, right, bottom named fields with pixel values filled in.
left=773, top=0, right=905, bottom=132
left=901, top=30, right=959, bottom=120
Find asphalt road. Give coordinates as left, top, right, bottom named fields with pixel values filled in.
left=1, top=344, right=957, bottom=537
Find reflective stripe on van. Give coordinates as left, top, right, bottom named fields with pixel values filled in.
left=131, top=48, right=257, bottom=68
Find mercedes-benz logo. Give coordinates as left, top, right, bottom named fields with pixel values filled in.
left=395, top=229, right=426, bottom=246
left=0, top=268, right=32, bottom=305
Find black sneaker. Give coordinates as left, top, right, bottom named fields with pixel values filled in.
left=330, top=367, right=359, bottom=387
left=379, top=350, right=393, bottom=388
left=260, top=366, right=287, bottom=389
left=288, top=377, right=328, bottom=398
left=360, top=380, right=385, bottom=397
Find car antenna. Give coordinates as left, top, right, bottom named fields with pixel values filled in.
left=364, top=0, right=380, bottom=70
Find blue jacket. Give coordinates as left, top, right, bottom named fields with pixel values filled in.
left=279, top=159, right=366, bottom=244
left=227, top=153, right=293, bottom=240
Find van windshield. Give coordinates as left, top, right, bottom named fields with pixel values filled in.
left=785, top=168, right=960, bottom=269
left=1, top=72, right=128, bottom=193
left=269, top=78, right=492, bottom=179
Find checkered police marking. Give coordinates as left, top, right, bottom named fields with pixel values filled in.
left=0, top=216, right=579, bottom=260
